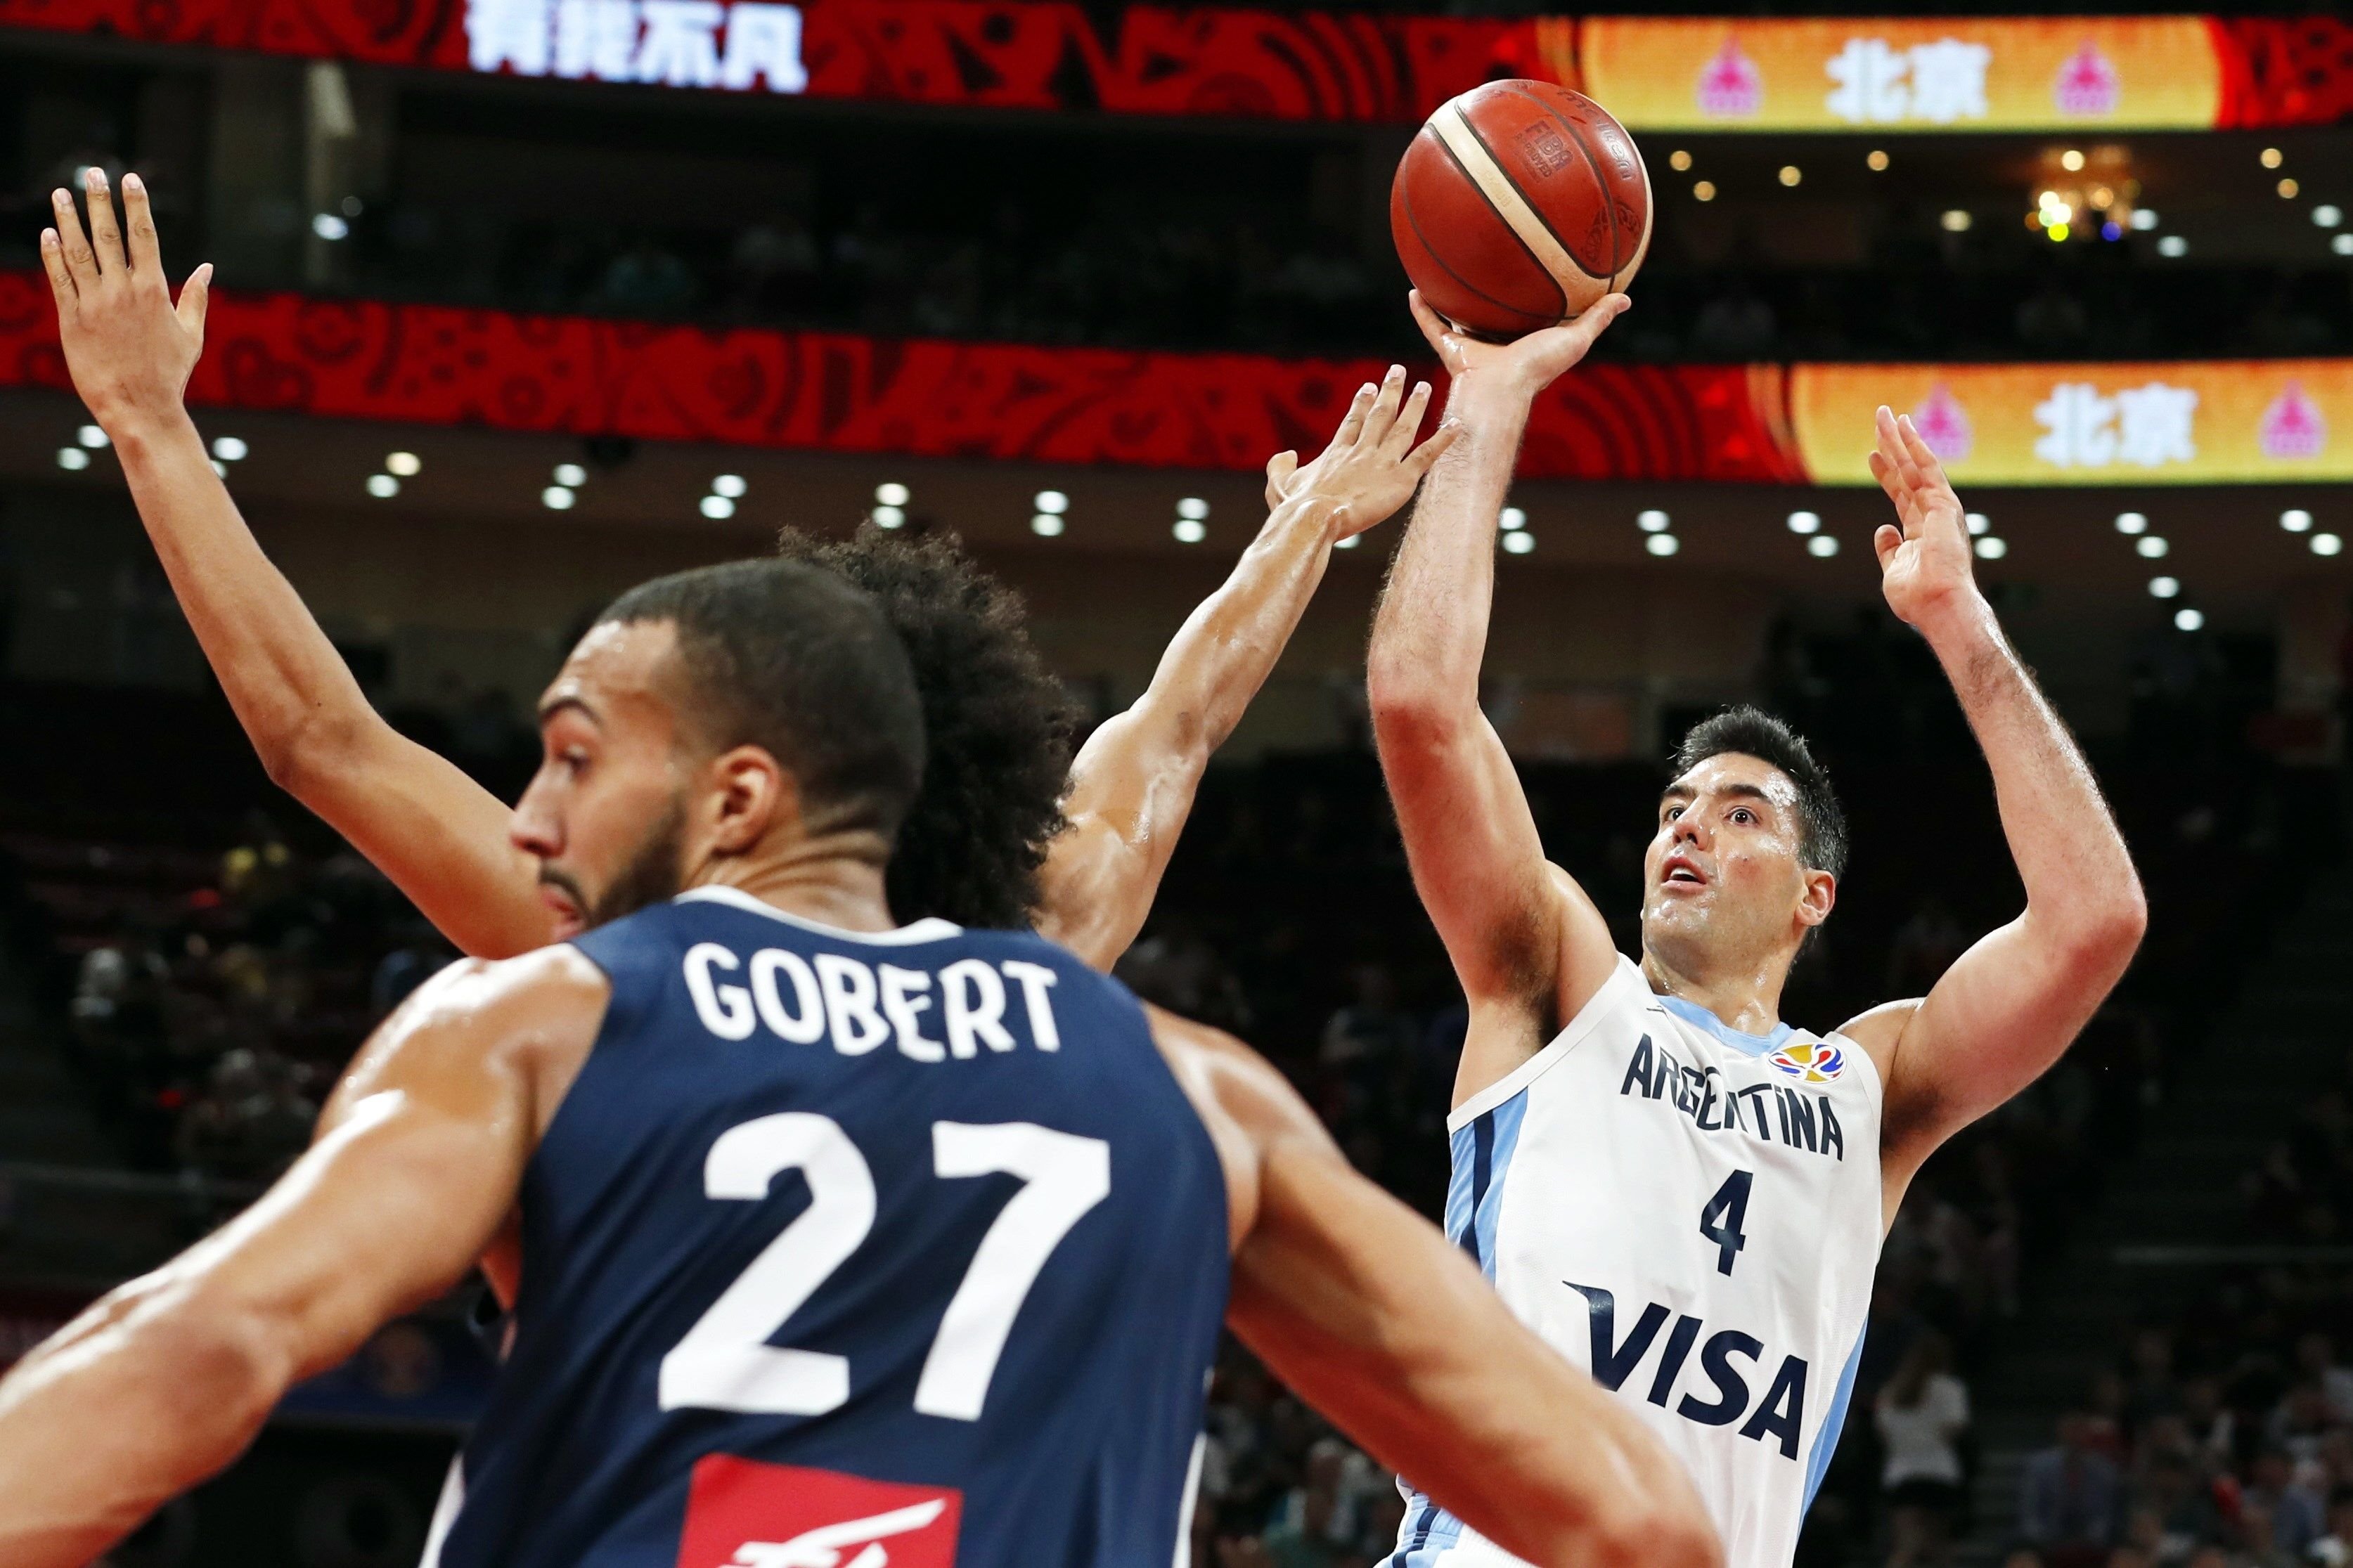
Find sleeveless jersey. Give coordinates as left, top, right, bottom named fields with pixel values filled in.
left=427, top=886, right=1230, bottom=1568
left=1392, top=957, right=1884, bottom=1568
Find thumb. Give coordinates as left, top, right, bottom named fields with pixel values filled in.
left=1874, top=523, right=1903, bottom=570
left=1264, top=449, right=1297, bottom=510
left=176, top=262, right=212, bottom=342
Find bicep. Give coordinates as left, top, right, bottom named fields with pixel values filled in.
left=298, top=725, right=550, bottom=960
left=1871, top=914, right=2120, bottom=1179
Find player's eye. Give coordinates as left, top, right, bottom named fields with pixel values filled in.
left=1664, top=805, right=1682, bottom=822
left=1731, top=808, right=1755, bottom=825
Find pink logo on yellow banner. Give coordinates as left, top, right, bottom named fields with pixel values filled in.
left=1788, top=362, right=2353, bottom=486
left=1577, top=17, right=2220, bottom=132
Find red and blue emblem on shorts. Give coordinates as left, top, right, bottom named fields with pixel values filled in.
left=1767, top=1041, right=1845, bottom=1083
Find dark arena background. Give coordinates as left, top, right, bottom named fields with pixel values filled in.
left=2, top=1, right=2352, bottom=1564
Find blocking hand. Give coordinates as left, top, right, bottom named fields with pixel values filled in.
left=41, top=168, right=211, bottom=439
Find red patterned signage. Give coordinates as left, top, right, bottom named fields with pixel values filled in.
left=0, top=272, right=1799, bottom=481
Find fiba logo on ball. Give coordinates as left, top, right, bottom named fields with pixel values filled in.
left=1515, top=122, right=1573, bottom=180
left=1767, top=1042, right=1845, bottom=1084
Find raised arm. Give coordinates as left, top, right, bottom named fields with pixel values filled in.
left=1843, top=410, right=2146, bottom=1195
left=1367, top=294, right=1628, bottom=1088
left=42, top=170, right=549, bottom=959
left=1149, top=1006, right=1719, bottom=1568
left=1040, top=365, right=1455, bottom=968
left=0, top=950, right=600, bottom=1567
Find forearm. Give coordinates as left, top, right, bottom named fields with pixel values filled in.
left=1920, top=593, right=2142, bottom=937
left=112, top=412, right=380, bottom=780
left=1368, top=381, right=1526, bottom=712
left=0, top=1282, right=288, bottom=1566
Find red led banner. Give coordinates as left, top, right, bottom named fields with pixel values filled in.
left=0, top=273, right=1800, bottom=481
left=1, top=0, right=2344, bottom=129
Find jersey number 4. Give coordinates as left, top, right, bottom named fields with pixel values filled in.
left=1698, top=1169, right=1753, bottom=1277
left=658, top=1113, right=1111, bottom=1423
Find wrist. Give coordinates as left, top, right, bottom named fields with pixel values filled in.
left=1909, top=584, right=1999, bottom=647
left=105, top=406, right=202, bottom=462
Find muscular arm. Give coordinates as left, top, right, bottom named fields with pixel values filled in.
left=1149, top=1007, right=1719, bottom=1568
left=43, top=169, right=548, bottom=961
left=1845, top=410, right=2146, bottom=1194
left=1367, top=296, right=1627, bottom=1096
left=1041, top=366, right=1455, bottom=968
left=0, top=950, right=602, bottom=1567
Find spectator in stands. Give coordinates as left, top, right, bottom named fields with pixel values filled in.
left=1878, top=1331, right=1971, bottom=1568
left=2309, top=1485, right=2353, bottom=1567
left=2248, top=1448, right=2325, bottom=1560
left=2022, top=1413, right=2124, bottom=1567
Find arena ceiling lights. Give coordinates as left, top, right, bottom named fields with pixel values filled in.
left=0, top=1, right=2346, bottom=131
left=3, top=271, right=2347, bottom=488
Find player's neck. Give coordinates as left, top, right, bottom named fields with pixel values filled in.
left=685, top=829, right=901, bottom=934
left=1637, top=950, right=1788, bottom=1038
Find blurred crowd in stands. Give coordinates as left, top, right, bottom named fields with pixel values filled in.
left=0, top=588, right=2307, bottom=1565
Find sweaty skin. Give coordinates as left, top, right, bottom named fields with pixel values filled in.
left=0, top=613, right=1720, bottom=1568
left=1367, top=288, right=2146, bottom=1218
left=40, top=166, right=1455, bottom=972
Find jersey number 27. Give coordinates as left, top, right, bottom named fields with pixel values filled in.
left=659, top=1113, right=1111, bottom=1423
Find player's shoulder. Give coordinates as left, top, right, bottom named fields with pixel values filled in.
left=394, top=945, right=612, bottom=1032
left=335, top=946, right=611, bottom=1115
left=1829, top=995, right=1921, bottom=1082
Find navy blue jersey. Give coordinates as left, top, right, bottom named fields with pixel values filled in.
left=431, top=886, right=1230, bottom=1568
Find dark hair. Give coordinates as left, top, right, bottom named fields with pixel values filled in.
left=598, top=558, right=925, bottom=842
left=1671, top=706, right=1848, bottom=881
left=773, top=525, right=1078, bottom=928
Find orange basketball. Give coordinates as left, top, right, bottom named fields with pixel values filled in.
left=1390, top=80, right=1653, bottom=342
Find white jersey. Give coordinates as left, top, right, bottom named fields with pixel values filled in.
left=1393, top=957, right=1884, bottom=1568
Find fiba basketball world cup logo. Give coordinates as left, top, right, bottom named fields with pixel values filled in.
left=2261, top=382, right=2328, bottom=460
left=1908, top=383, right=1974, bottom=465
left=1696, top=39, right=1764, bottom=118
left=1767, top=1042, right=1846, bottom=1084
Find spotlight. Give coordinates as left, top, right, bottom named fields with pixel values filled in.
left=1807, top=535, right=1840, bottom=558
left=211, top=436, right=249, bottom=462
left=1645, top=533, right=1680, bottom=557
left=2314, top=533, right=2344, bottom=557
left=711, top=474, right=747, bottom=499
left=871, top=505, right=905, bottom=529
left=700, top=495, right=736, bottom=519
left=2158, top=235, right=2188, bottom=257
left=2336, top=235, right=2353, bottom=257
left=553, top=463, right=587, bottom=487
left=1974, top=536, right=2009, bottom=560
left=78, top=425, right=108, bottom=448
left=310, top=213, right=348, bottom=241
left=367, top=474, right=399, bottom=498
left=2130, top=208, right=2159, bottom=231
left=211, top=460, right=227, bottom=478
left=1173, top=519, right=1206, bottom=544
left=2114, top=512, right=2147, bottom=535
left=2280, top=178, right=2301, bottom=200
left=1778, top=165, right=1802, bottom=188
left=1670, top=150, right=1693, bottom=171
left=1637, top=509, right=1670, bottom=533
left=1693, top=181, right=1717, bottom=202
left=2061, top=149, right=2085, bottom=171
left=1940, top=209, right=1973, bottom=233
left=1867, top=150, right=1890, bottom=171
left=1177, top=497, right=1209, bottom=521
left=2174, top=607, right=2205, bottom=632
left=2282, top=509, right=2314, bottom=533
left=56, top=447, right=89, bottom=471
left=2261, top=147, right=2283, bottom=169
left=2316, top=205, right=2344, bottom=229
left=2148, top=576, right=2179, bottom=599
left=2136, top=536, right=2169, bottom=559
left=1787, top=510, right=1822, bottom=535
left=541, top=486, right=575, bottom=510
left=385, top=451, right=421, bottom=477
left=1500, top=506, right=1528, bottom=533
left=1031, top=514, right=1065, bottom=537
left=1501, top=532, right=1534, bottom=556
left=1033, top=490, right=1069, bottom=515
left=875, top=481, right=910, bottom=507
left=1334, top=534, right=1362, bottom=551
left=1966, top=512, right=1991, bottom=536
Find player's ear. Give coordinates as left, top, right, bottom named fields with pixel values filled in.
left=1797, top=869, right=1836, bottom=931
left=704, top=744, right=793, bottom=855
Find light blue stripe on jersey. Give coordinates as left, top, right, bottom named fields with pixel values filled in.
left=1395, top=1092, right=1530, bottom=1564
left=1803, top=1326, right=1868, bottom=1512
left=1656, top=993, right=1793, bottom=1058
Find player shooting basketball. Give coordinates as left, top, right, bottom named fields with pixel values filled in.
left=1363, top=290, right=2146, bottom=1568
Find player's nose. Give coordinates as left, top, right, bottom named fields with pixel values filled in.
left=508, top=772, right=564, bottom=857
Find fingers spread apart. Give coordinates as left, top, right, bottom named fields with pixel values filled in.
left=82, top=168, right=125, bottom=278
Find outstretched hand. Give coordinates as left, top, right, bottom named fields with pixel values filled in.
left=1264, top=363, right=1459, bottom=541
left=41, top=168, right=211, bottom=439
left=1868, top=406, right=1980, bottom=630
left=1407, top=288, right=1628, bottom=406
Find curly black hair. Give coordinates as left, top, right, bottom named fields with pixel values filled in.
left=774, top=524, right=1079, bottom=930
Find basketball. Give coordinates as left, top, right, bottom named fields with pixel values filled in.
left=1390, top=79, right=1653, bottom=342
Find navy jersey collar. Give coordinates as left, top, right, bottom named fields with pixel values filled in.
left=675, top=884, right=962, bottom=945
